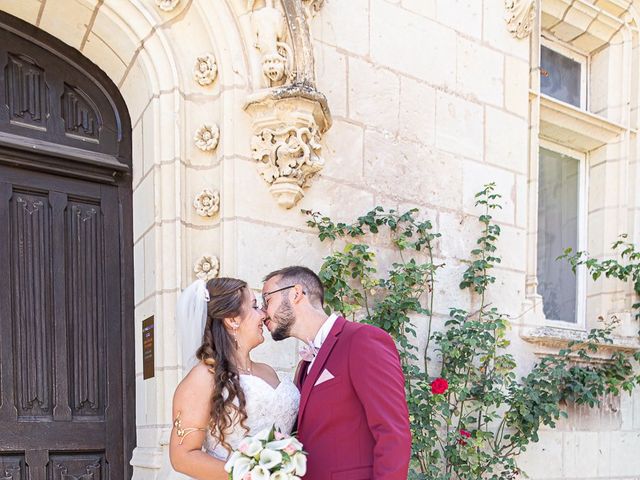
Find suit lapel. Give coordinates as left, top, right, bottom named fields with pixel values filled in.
left=294, top=360, right=309, bottom=390
left=298, top=316, right=347, bottom=423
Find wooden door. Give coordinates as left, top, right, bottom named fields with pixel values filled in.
left=0, top=167, right=124, bottom=479
left=0, top=11, right=135, bottom=480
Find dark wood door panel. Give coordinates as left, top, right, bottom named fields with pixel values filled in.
left=0, top=421, right=105, bottom=450
left=0, top=10, right=134, bottom=478
left=0, top=168, right=124, bottom=477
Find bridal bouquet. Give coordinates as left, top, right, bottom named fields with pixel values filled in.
left=224, top=426, right=307, bottom=480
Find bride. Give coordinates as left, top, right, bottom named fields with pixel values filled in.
left=169, top=277, right=300, bottom=479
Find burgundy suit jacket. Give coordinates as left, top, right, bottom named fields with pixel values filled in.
left=294, top=316, right=412, bottom=480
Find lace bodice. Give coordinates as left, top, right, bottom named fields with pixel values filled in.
left=204, top=374, right=300, bottom=460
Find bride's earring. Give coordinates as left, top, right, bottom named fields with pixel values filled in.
left=232, top=322, right=239, bottom=348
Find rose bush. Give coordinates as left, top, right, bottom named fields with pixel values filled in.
left=305, top=183, right=640, bottom=479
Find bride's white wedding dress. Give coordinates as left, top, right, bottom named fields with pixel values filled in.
left=204, top=374, right=300, bottom=460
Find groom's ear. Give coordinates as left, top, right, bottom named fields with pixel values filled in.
left=291, top=284, right=306, bottom=305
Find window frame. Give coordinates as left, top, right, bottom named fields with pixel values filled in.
left=540, top=36, right=589, bottom=111
left=537, top=138, right=589, bottom=329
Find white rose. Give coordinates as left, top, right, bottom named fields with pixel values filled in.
left=250, top=465, right=271, bottom=480
left=231, top=457, right=252, bottom=480
left=292, top=453, right=307, bottom=477
left=259, top=448, right=283, bottom=470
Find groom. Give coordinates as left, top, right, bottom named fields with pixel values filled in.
left=262, top=266, right=412, bottom=479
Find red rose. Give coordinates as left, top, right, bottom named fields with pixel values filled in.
left=430, top=377, right=448, bottom=395
left=458, top=429, right=472, bottom=446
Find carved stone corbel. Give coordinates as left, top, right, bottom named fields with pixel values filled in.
left=244, top=1, right=331, bottom=208
left=505, top=0, right=536, bottom=39
left=245, top=86, right=331, bottom=208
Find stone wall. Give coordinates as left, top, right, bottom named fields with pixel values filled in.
left=1, top=0, right=639, bottom=479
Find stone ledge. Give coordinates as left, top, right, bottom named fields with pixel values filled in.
left=522, top=325, right=640, bottom=354
left=539, top=94, right=627, bottom=152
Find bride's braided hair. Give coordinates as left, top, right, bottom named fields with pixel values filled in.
left=196, top=277, right=249, bottom=452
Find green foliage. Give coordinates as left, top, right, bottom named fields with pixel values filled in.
left=305, top=184, right=640, bottom=480
left=559, top=234, right=640, bottom=322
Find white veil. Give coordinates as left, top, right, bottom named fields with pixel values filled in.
left=176, top=279, right=210, bottom=377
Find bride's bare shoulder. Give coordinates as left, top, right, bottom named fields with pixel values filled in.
left=174, top=362, right=214, bottom=399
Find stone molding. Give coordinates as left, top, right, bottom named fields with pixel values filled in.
left=504, top=0, right=536, bottom=39
left=245, top=85, right=331, bottom=208
left=521, top=326, right=640, bottom=355
left=539, top=94, right=625, bottom=151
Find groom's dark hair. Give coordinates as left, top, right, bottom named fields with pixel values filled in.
left=264, top=266, right=324, bottom=307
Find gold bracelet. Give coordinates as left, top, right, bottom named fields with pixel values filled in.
left=173, top=411, right=206, bottom=445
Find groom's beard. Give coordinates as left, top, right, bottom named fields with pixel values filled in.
left=270, top=296, right=296, bottom=341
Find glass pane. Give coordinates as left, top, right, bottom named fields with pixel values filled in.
left=541, top=46, right=582, bottom=107
left=536, top=148, right=579, bottom=322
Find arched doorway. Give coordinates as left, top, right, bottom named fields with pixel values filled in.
left=0, top=11, right=135, bottom=479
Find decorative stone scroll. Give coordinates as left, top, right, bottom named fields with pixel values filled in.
left=194, top=254, right=220, bottom=280
left=193, top=54, right=218, bottom=86
left=244, top=85, right=331, bottom=208
left=193, top=189, right=220, bottom=217
left=155, top=0, right=180, bottom=12
left=504, top=0, right=536, bottom=39
left=194, top=124, right=220, bottom=152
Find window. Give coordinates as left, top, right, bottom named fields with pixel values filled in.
left=540, top=43, right=586, bottom=108
left=526, top=0, right=635, bottom=340
left=536, top=146, right=586, bottom=323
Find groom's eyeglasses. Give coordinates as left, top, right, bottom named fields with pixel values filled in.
left=262, top=285, right=299, bottom=308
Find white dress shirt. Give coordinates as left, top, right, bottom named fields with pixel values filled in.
left=307, top=312, right=339, bottom=372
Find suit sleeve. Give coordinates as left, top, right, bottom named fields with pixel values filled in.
left=348, top=326, right=412, bottom=479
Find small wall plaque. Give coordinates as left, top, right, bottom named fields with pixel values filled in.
left=142, top=316, right=155, bottom=380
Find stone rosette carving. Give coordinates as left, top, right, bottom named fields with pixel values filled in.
left=249, top=0, right=293, bottom=87
left=194, top=254, right=219, bottom=280
left=193, top=53, right=218, bottom=86
left=244, top=86, right=332, bottom=208
left=155, top=0, right=180, bottom=12
left=194, top=124, right=220, bottom=152
left=193, top=189, right=220, bottom=217
left=504, top=0, right=536, bottom=39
